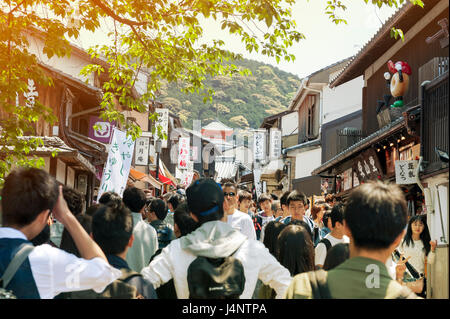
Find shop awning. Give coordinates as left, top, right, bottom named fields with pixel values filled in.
left=129, top=168, right=163, bottom=189
left=149, top=170, right=176, bottom=187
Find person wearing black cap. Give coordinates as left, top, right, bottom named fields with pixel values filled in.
left=141, top=178, right=292, bottom=298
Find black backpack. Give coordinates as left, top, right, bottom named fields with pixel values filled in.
left=64, top=268, right=144, bottom=299
left=319, top=238, right=332, bottom=252
left=187, top=250, right=245, bottom=299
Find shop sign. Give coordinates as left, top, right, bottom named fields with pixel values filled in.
left=395, top=160, right=418, bottom=185
left=178, top=137, right=190, bottom=169
left=134, top=136, right=150, bottom=166
left=253, top=130, right=266, bottom=162
left=353, top=148, right=383, bottom=182
left=154, top=108, right=169, bottom=148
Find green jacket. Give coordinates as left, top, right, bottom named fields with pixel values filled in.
left=285, top=256, right=420, bottom=299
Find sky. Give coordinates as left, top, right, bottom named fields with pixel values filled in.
left=72, top=0, right=399, bottom=79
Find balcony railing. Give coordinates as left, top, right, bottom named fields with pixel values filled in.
left=337, top=127, right=364, bottom=155
left=421, top=71, right=449, bottom=174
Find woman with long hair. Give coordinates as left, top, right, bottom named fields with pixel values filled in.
left=276, top=224, right=315, bottom=277
left=397, top=214, right=436, bottom=298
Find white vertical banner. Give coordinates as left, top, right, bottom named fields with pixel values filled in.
left=254, top=168, right=262, bottom=198
left=178, top=137, right=190, bottom=169
left=134, top=136, right=150, bottom=166
left=270, top=128, right=282, bottom=159
left=154, top=108, right=169, bottom=148
left=253, top=129, right=266, bottom=163
left=98, top=128, right=135, bottom=200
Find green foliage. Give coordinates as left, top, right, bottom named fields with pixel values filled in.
left=159, top=58, right=300, bottom=129
left=0, top=0, right=421, bottom=186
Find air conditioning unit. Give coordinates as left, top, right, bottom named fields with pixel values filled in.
left=418, top=57, right=449, bottom=86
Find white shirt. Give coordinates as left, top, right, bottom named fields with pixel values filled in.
left=314, top=233, right=350, bottom=267
left=227, top=209, right=257, bottom=240
left=126, top=212, right=159, bottom=272
left=398, top=240, right=435, bottom=275
left=0, top=227, right=122, bottom=299
left=141, top=236, right=292, bottom=299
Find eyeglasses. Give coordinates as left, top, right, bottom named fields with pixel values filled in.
left=223, top=192, right=236, bottom=197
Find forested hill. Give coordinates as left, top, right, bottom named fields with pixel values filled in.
left=156, top=58, right=301, bottom=129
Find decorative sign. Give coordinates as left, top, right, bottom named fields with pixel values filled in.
left=134, top=136, right=150, bottom=166
left=24, top=79, right=38, bottom=108
left=270, top=128, right=282, bottom=159
left=342, top=168, right=353, bottom=191
left=353, top=148, right=383, bottom=182
left=353, top=171, right=360, bottom=188
left=254, top=168, right=263, bottom=198
left=98, top=128, right=135, bottom=200
left=253, top=130, right=266, bottom=162
left=395, top=160, right=418, bottom=185
left=178, top=137, right=190, bottom=169
left=154, top=108, right=169, bottom=148
left=89, top=116, right=116, bottom=144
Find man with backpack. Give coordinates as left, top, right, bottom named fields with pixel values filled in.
left=314, top=203, right=349, bottom=269
left=147, top=198, right=176, bottom=250
left=285, top=181, right=420, bottom=299
left=0, top=168, right=121, bottom=299
left=63, top=203, right=157, bottom=299
left=141, top=178, right=292, bottom=299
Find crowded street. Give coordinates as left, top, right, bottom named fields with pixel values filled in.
left=0, top=0, right=448, bottom=304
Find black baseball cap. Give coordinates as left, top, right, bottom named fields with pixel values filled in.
left=186, top=178, right=224, bottom=218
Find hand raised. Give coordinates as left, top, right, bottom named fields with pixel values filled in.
left=51, top=185, right=72, bottom=225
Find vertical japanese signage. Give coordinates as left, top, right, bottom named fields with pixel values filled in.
left=134, top=136, right=150, bottom=166
left=154, top=108, right=169, bottom=148
left=178, top=137, right=190, bottom=169
left=253, top=130, right=266, bottom=162
left=395, top=160, right=418, bottom=184
left=254, top=168, right=263, bottom=198
left=270, top=128, right=282, bottom=159
left=98, top=128, right=135, bottom=200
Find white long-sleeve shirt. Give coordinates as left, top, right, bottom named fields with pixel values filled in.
left=126, top=212, right=158, bottom=272
left=227, top=209, right=257, bottom=240
left=141, top=237, right=292, bottom=299
left=0, top=227, right=122, bottom=299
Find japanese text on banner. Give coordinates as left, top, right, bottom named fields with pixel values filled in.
left=98, top=128, right=135, bottom=200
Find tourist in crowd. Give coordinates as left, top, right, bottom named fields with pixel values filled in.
left=396, top=214, right=436, bottom=298
left=141, top=178, right=292, bottom=299
left=122, top=187, right=158, bottom=272
left=0, top=168, right=121, bottom=299
left=323, top=243, right=350, bottom=271
left=285, top=181, right=420, bottom=299
left=314, top=203, right=350, bottom=269
left=222, top=179, right=256, bottom=240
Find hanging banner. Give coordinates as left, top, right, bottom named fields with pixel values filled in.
left=270, top=128, right=282, bottom=159
left=134, top=136, right=150, bottom=166
left=98, top=128, right=135, bottom=200
left=178, top=137, right=190, bottom=169
left=254, top=168, right=263, bottom=198
left=253, top=130, right=266, bottom=163
left=395, top=160, right=418, bottom=185
left=154, top=108, right=169, bottom=148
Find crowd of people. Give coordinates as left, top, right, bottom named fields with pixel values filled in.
left=0, top=167, right=437, bottom=299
